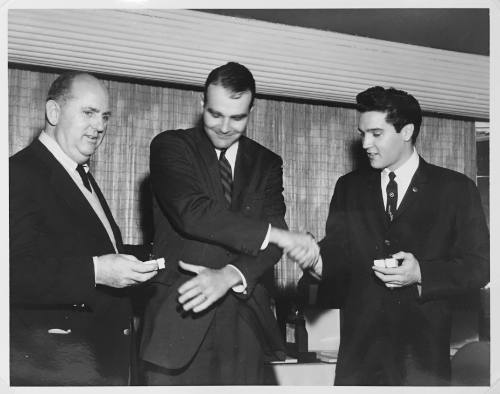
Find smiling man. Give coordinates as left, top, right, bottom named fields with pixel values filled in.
left=140, top=62, right=317, bottom=385
left=9, top=71, right=159, bottom=385
left=294, top=86, right=489, bottom=385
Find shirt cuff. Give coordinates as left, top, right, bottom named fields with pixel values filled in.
left=260, top=224, right=272, bottom=250
left=92, top=256, right=99, bottom=287
left=309, top=254, right=323, bottom=280
left=227, top=264, right=247, bottom=293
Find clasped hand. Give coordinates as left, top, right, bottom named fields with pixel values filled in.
left=272, top=228, right=320, bottom=271
left=177, top=261, right=241, bottom=313
left=372, top=251, right=421, bottom=288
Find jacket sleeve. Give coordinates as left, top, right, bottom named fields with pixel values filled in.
left=150, top=132, right=272, bottom=256
left=9, top=160, right=97, bottom=306
left=419, top=176, right=490, bottom=300
left=317, top=175, right=352, bottom=307
left=229, top=156, right=287, bottom=295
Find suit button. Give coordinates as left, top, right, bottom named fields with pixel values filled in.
left=384, top=239, right=391, bottom=246
left=245, top=206, right=251, bottom=211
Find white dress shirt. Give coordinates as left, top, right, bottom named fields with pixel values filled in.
left=39, top=131, right=118, bottom=253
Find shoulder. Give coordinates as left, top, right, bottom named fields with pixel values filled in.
left=240, top=136, right=282, bottom=165
left=10, top=143, right=48, bottom=176
left=422, top=160, right=476, bottom=189
left=150, top=128, right=196, bottom=147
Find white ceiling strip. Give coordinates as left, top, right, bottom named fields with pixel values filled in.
left=8, top=9, right=489, bottom=119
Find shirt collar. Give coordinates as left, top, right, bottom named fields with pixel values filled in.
left=39, top=131, right=88, bottom=173
left=215, top=140, right=239, bottom=168
left=382, top=148, right=419, bottom=183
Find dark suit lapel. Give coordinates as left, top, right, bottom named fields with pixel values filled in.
left=88, top=173, right=124, bottom=251
left=364, top=168, right=388, bottom=234
left=31, top=140, right=118, bottom=251
left=393, top=157, right=429, bottom=221
left=193, top=127, right=227, bottom=205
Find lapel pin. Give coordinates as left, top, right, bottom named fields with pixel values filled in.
left=412, top=186, right=418, bottom=193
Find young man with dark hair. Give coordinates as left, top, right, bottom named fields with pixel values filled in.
left=295, top=86, right=489, bottom=385
left=140, top=62, right=317, bottom=385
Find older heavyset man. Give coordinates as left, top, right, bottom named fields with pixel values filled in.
left=10, top=71, right=159, bottom=385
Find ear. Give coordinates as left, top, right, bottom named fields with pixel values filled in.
left=45, top=100, right=60, bottom=126
left=401, top=123, right=414, bottom=142
left=200, top=93, right=205, bottom=110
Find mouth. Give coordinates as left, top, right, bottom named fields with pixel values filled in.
left=366, top=152, right=378, bottom=160
left=84, top=135, right=99, bottom=144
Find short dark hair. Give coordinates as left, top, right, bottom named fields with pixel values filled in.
left=46, top=71, right=92, bottom=103
left=204, top=62, right=256, bottom=108
left=356, top=86, right=422, bottom=144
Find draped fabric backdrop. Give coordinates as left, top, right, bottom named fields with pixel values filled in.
left=8, top=67, right=476, bottom=292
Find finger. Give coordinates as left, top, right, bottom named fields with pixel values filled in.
left=178, top=260, right=205, bottom=275
left=131, top=262, right=159, bottom=273
left=178, top=277, right=201, bottom=295
left=178, top=286, right=203, bottom=304
left=120, top=254, right=141, bottom=262
left=391, top=251, right=409, bottom=260
left=181, top=293, right=207, bottom=311
left=192, top=297, right=214, bottom=313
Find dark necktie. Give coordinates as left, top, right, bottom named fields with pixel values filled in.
left=386, top=171, right=397, bottom=222
left=218, top=149, right=232, bottom=206
left=76, top=164, right=92, bottom=193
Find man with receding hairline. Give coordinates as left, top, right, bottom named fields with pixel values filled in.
left=10, top=71, right=159, bottom=385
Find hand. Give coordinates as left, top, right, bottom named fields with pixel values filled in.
left=270, top=228, right=317, bottom=254
left=372, top=251, right=421, bottom=289
left=94, top=254, right=159, bottom=288
left=177, top=261, right=241, bottom=313
left=287, top=241, right=320, bottom=272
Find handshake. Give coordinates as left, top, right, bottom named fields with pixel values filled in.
left=269, top=227, right=321, bottom=274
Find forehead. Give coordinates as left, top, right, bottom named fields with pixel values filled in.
left=205, top=84, right=252, bottom=114
left=67, top=76, right=109, bottom=107
left=358, top=111, right=391, bottom=130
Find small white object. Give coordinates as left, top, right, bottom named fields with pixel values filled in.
left=144, top=257, right=165, bottom=269
left=373, top=259, right=386, bottom=268
left=384, top=258, right=398, bottom=268
left=48, top=328, right=71, bottom=335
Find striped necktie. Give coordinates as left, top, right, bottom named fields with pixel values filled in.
left=219, top=149, right=232, bottom=206
left=386, top=171, right=397, bottom=221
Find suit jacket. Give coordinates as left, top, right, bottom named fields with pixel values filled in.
left=9, top=139, right=132, bottom=386
left=318, top=158, right=489, bottom=386
left=140, top=127, right=287, bottom=370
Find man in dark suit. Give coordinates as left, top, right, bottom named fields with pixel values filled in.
left=140, top=62, right=316, bottom=385
left=294, top=86, right=489, bottom=385
left=9, top=71, right=159, bottom=385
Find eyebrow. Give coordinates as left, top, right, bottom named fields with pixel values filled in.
left=84, top=106, right=112, bottom=116
left=358, top=127, right=383, bottom=133
left=207, top=108, right=247, bottom=119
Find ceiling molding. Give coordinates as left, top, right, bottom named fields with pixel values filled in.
left=8, top=9, right=489, bottom=119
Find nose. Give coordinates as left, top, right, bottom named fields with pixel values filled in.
left=219, top=117, right=231, bottom=134
left=362, top=133, right=373, bottom=149
left=93, top=116, right=106, bottom=133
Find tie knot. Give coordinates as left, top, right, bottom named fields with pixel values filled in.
left=76, top=164, right=87, bottom=176
left=388, top=171, right=396, bottom=181
left=219, top=148, right=227, bottom=160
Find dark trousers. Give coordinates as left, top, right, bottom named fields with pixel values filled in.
left=143, top=305, right=265, bottom=385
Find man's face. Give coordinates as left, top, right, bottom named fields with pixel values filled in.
left=358, top=111, right=412, bottom=171
left=202, top=84, right=252, bottom=150
left=52, top=75, right=111, bottom=164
